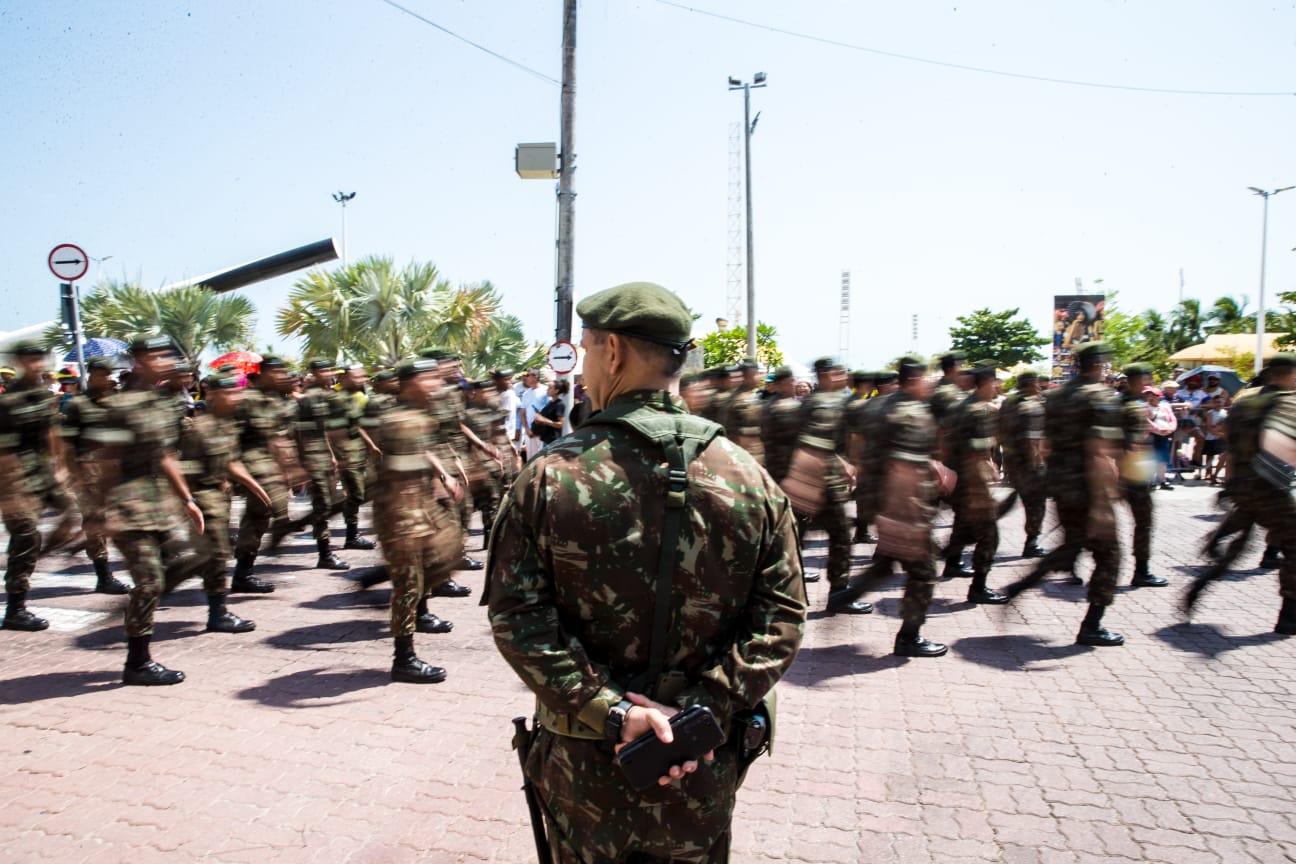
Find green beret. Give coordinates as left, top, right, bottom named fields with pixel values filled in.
left=259, top=355, right=286, bottom=370
left=1016, top=370, right=1039, bottom=384
left=1267, top=353, right=1296, bottom=371
left=1123, top=362, right=1154, bottom=377
left=307, top=358, right=335, bottom=372
left=738, top=360, right=759, bottom=372
left=874, top=370, right=898, bottom=385
left=812, top=357, right=841, bottom=374
left=1075, top=342, right=1111, bottom=365
left=769, top=366, right=794, bottom=382
left=10, top=340, right=45, bottom=357
left=939, top=351, right=966, bottom=371
left=970, top=360, right=999, bottom=382
left=397, top=358, right=439, bottom=381
left=704, top=367, right=726, bottom=380
left=897, top=356, right=928, bottom=380
left=851, top=369, right=873, bottom=385
left=87, top=357, right=115, bottom=373
left=129, top=335, right=174, bottom=354
left=491, top=368, right=515, bottom=379
left=576, top=282, right=694, bottom=351
left=372, top=369, right=396, bottom=383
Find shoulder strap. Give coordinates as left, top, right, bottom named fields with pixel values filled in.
left=583, top=401, right=722, bottom=696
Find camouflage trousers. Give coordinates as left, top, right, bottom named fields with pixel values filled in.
left=1121, top=481, right=1153, bottom=568
left=3, top=481, right=73, bottom=595
left=304, top=463, right=341, bottom=543
left=235, top=470, right=290, bottom=561
left=339, top=453, right=368, bottom=531
left=1034, top=493, right=1120, bottom=607
left=853, top=473, right=878, bottom=535
left=470, top=473, right=501, bottom=547
left=1227, top=490, right=1296, bottom=600
left=945, top=510, right=999, bottom=573
left=75, top=484, right=109, bottom=564
left=527, top=728, right=737, bottom=863
left=797, top=495, right=852, bottom=590
left=385, top=542, right=456, bottom=636
left=192, top=491, right=232, bottom=596
left=1006, top=461, right=1046, bottom=538
left=865, top=552, right=937, bottom=631
left=115, top=530, right=169, bottom=637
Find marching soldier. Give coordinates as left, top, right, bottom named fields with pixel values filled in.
left=100, top=337, right=207, bottom=685
left=59, top=357, right=130, bottom=595
left=232, top=357, right=297, bottom=593
left=296, top=359, right=350, bottom=571
left=463, top=381, right=509, bottom=548
left=942, top=361, right=1009, bottom=604
left=930, top=351, right=968, bottom=432
left=851, top=370, right=898, bottom=545
left=487, top=281, right=805, bottom=862
left=761, top=367, right=800, bottom=483
left=832, top=357, right=948, bottom=657
left=336, top=365, right=378, bottom=551
left=373, top=359, right=465, bottom=682
left=845, top=370, right=876, bottom=543
left=1119, top=363, right=1168, bottom=588
left=426, top=353, right=480, bottom=591
left=177, top=375, right=273, bottom=634
left=722, top=360, right=765, bottom=464
left=1004, top=343, right=1126, bottom=647
left=699, top=366, right=736, bottom=425
left=998, top=371, right=1047, bottom=557
left=1, top=342, right=81, bottom=632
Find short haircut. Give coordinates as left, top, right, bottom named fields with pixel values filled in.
left=586, top=329, right=687, bottom=377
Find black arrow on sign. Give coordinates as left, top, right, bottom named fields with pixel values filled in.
left=54, top=258, right=85, bottom=265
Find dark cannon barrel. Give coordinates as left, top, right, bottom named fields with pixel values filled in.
left=197, top=238, right=339, bottom=294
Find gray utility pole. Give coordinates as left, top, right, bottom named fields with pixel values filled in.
left=554, top=0, right=577, bottom=343
left=333, top=191, right=356, bottom=266
left=730, top=73, right=767, bottom=363
left=1248, top=185, right=1293, bottom=375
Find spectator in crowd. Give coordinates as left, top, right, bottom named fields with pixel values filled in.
left=794, top=379, right=812, bottom=399
left=1144, top=386, right=1177, bottom=490
left=519, top=368, right=550, bottom=460
left=491, top=370, right=522, bottom=457
left=1200, top=394, right=1229, bottom=485
left=529, top=378, right=570, bottom=448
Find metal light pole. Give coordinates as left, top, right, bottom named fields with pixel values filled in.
left=555, top=0, right=577, bottom=345
left=729, top=72, right=766, bottom=363
left=1248, top=185, right=1294, bottom=375
left=333, top=191, right=356, bottom=266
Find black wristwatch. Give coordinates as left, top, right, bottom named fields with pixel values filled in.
left=605, top=699, right=634, bottom=743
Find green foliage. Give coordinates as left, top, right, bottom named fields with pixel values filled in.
left=43, top=278, right=256, bottom=368
left=697, top=323, right=784, bottom=369
left=1102, top=301, right=1173, bottom=379
left=1205, top=295, right=1253, bottom=334
left=1167, top=299, right=1204, bottom=353
left=1277, top=291, right=1296, bottom=349
left=947, top=308, right=1047, bottom=367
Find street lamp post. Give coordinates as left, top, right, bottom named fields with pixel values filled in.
left=332, top=191, right=357, bottom=266
left=1248, top=185, right=1294, bottom=375
left=729, top=72, right=766, bottom=363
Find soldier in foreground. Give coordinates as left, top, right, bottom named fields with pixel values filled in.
left=487, top=282, right=806, bottom=862
left=1118, top=363, right=1168, bottom=588
left=998, top=371, right=1047, bottom=557
left=1004, top=343, right=1126, bottom=647
left=232, top=357, right=296, bottom=593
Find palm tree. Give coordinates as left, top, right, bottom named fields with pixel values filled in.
left=46, top=278, right=256, bottom=368
left=1206, top=295, right=1253, bottom=334
left=1168, top=299, right=1204, bottom=352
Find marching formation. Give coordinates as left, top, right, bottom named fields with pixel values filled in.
left=0, top=338, right=515, bottom=686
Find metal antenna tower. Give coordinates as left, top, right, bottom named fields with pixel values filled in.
left=838, top=271, right=851, bottom=363
left=726, top=122, right=745, bottom=327
left=911, top=313, right=919, bottom=353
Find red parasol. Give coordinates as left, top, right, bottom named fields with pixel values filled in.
left=209, top=350, right=263, bottom=375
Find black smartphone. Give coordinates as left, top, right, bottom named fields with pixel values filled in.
left=615, top=705, right=726, bottom=792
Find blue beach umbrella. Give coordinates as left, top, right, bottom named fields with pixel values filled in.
left=63, top=337, right=129, bottom=364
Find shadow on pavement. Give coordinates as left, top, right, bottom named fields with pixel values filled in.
left=0, top=670, right=121, bottom=704
left=73, top=620, right=205, bottom=650
left=785, top=642, right=907, bottom=686
left=298, top=588, right=389, bottom=612
left=951, top=634, right=1090, bottom=671
left=26, top=585, right=96, bottom=601
left=1152, top=622, right=1287, bottom=659
left=235, top=667, right=389, bottom=708
left=265, top=618, right=386, bottom=651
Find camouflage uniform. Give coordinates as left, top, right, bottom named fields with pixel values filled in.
left=998, top=388, right=1047, bottom=546
left=428, top=383, right=471, bottom=536
left=760, top=393, right=801, bottom=483
left=296, top=383, right=346, bottom=551
left=178, top=413, right=243, bottom=597
left=464, top=393, right=507, bottom=545
left=335, top=389, right=371, bottom=540
left=851, top=393, right=891, bottom=541
left=234, top=387, right=294, bottom=563
left=487, top=391, right=806, bottom=863
left=943, top=392, right=1000, bottom=571
left=60, top=389, right=114, bottom=568
left=1119, top=387, right=1156, bottom=578
left=792, top=389, right=852, bottom=591
left=722, top=384, right=765, bottom=466
left=929, top=376, right=966, bottom=452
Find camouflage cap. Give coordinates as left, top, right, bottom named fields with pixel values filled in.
left=939, top=351, right=966, bottom=372
left=576, top=282, right=694, bottom=350
left=371, top=369, right=396, bottom=383
left=1016, top=370, right=1039, bottom=384
left=172, top=360, right=193, bottom=374
left=9, top=340, right=45, bottom=357
left=1075, top=342, right=1112, bottom=364
left=1123, top=362, right=1154, bottom=377
left=419, top=348, right=453, bottom=361
left=307, top=358, right=336, bottom=372
left=737, top=360, right=759, bottom=372
left=812, top=357, right=841, bottom=374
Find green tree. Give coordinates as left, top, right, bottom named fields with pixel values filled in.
left=1102, top=306, right=1172, bottom=378
left=1168, top=299, right=1204, bottom=352
left=1206, top=295, right=1253, bottom=334
left=697, top=323, right=784, bottom=369
left=45, top=278, right=256, bottom=369
left=1276, top=291, right=1296, bottom=349
left=946, top=308, right=1047, bottom=367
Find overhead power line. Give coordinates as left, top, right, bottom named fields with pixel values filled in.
left=655, top=0, right=1296, bottom=97
left=376, top=0, right=560, bottom=86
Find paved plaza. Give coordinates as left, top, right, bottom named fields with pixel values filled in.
left=2, top=484, right=1294, bottom=863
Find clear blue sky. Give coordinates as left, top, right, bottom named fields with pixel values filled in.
left=2, top=0, right=1294, bottom=367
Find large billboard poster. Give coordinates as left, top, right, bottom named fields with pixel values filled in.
left=1052, top=294, right=1106, bottom=380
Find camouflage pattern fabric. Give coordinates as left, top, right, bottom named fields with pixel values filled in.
left=792, top=390, right=852, bottom=589
left=998, top=390, right=1046, bottom=538
left=60, top=392, right=113, bottom=563
left=374, top=404, right=463, bottom=634
left=1119, top=390, right=1155, bottom=568
left=760, top=395, right=801, bottom=483
left=722, top=385, right=765, bottom=465
left=297, top=385, right=345, bottom=543
left=852, top=395, right=892, bottom=536
left=335, top=390, right=370, bottom=530
left=464, top=398, right=506, bottom=544
left=179, top=413, right=242, bottom=596
left=428, top=384, right=470, bottom=534
left=943, top=393, right=1000, bottom=573
left=235, top=388, right=293, bottom=559
left=486, top=390, right=805, bottom=863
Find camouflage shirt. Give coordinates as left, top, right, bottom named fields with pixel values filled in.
left=1226, top=385, right=1296, bottom=496
left=797, top=389, right=849, bottom=454
left=1043, top=377, right=1124, bottom=490
left=59, top=391, right=112, bottom=461
left=0, top=377, right=61, bottom=490
left=761, top=394, right=802, bottom=481
left=373, top=402, right=445, bottom=544
left=998, top=391, right=1044, bottom=466
left=360, top=391, right=398, bottom=449
left=929, top=378, right=965, bottom=427
left=1120, top=391, right=1151, bottom=450
left=296, top=385, right=345, bottom=465
left=487, top=390, right=806, bottom=735
left=237, top=387, right=293, bottom=466
left=428, top=384, right=468, bottom=465
left=178, top=413, right=241, bottom=494
left=99, top=385, right=183, bottom=534
left=945, top=393, right=997, bottom=470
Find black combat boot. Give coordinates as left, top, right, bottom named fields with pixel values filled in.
left=852, top=526, right=876, bottom=545
left=1260, top=548, right=1283, bottom=570
left=433, top=579, right=471, bottom=598
left=1076, top=604, right=1124, bottom=647
left=802, top=570, right=822, bottom=583
left=826, top=577, right=873, bottom=615
left=457, top=555, right=484, bottom=572
left=122, top=635, right=185, bottom=685
left=1276, top=599, right=1296, bottom=636
left=343, top=525, right=376, bottom=551
left=415, top=597, right=454, bottom=634
left=391, top=635, right=446, bottom=684
left=315, top=539, right=350, bottom=571
left=893, top=625, right=947, bottom=658
left=229, top=554, right=275, bottom=594
left=1130, top=563, right=1168, bottom=588
left=1021, top=536, right=1045, bottom=558
left=355, top=566, right=390, bottom=589
left=941, top=557, right=975, bottom=580
left=967, top=572, right=1008, bottom=605
left=3, top=592, right=49, bottom=632
left=205, top=596, right=255, bottom=634
left=92, top=560, right=129, bottom=595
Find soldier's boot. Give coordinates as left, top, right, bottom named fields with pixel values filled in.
left=229, top=554, right=275, bottom=594
left=1276, top=599, right=1296, bottom=636
left=893, top=624, right=947, bottom=658
left=343, top=524, right=376, bottom=551
left=1260, top=548, right=1283, bottom=570
left=1076, top=604, right=1124, bottom=647
left=415, top=597, right=454, bottom=634
left=433, top=579, right=472, bottom=598
left=3, top=592, right=49, bottom=632
left=941, top=556, right=975, bottom=580
left=457, top=555, right=484, bottom=572
left=205, top=596, right=255, bottom=634
left=391, top=635, right=446, bottom=684
left=967, top=571, right=1008, bottom=605
left=92, top=559, right=130, bottom=595
left=122, top=636, right=185, bottom=686
left=801, top=570, right=822, bottom=584
left=1130, top=562, right=1168, bottom=588
left=852, top=525, right=875, bottom=545
left=356, top=566, right=390, bottom=589
left=315, top=539, right=350, bottom=572
left=1021, top=536, right=1045, bottom=558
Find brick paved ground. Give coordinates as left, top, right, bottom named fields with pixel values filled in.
left=2, top=484, right=1294, bottom=863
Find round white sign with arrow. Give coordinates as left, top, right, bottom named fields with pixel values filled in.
left=48, top=243, right=89, bottom=282
left=547, top=340, right=578, bottom=375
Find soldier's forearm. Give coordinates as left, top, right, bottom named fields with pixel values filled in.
left=158, top=453, right=195, bottom=503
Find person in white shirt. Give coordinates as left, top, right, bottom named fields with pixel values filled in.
left=492, top=369, right=522, bottom=454
left=518, top=368, right=550, bottom=460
